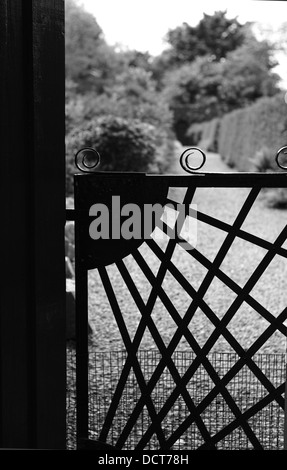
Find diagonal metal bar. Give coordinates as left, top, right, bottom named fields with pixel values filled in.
left=97, top=266, right=167, bottom=448
left=194, top=208, right=287, bottom=259
left=141, top=225, right=287, bottom=445
left=166, top=306, right=287, bottom=447
left=97, top=256, right=173, bottom=445
left=132, top=250, right=264, bottom=450
left=97, top=186, right=197, bottom=447
left=159, top=223, right=287, bottom=338
left=196, top=382, right=285, bottom=450
left=166, top=197, right=287, bottom=260
left=165, top=309, right=287, bottom=448
left=136, top=240, right=285, bottom=408
left=194, top=222, right=287, bottom=366
left=115, top=258, right=214, bottom=449
left=144, top=186, right=261, bottom=366
left=95, top=237, right=183, bottom=443
left=137, top=191, right=286, bottom=448
left=147, top=235, right=287, bottom=406
left=159, top=181, right=287, bottom=448
left=186, top=246, right=287, bottom=337
left=131, top=187, right=264, bottom=447
left=148, top=186, right=261, bottom=359
left=169, top=380, right=285, bottom=450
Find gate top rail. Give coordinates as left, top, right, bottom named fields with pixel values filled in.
left=74, top=145, right=287, bottom=175
left=73, top=145, right=287, bottom=177
left=66, top=146, right=287, bottom=222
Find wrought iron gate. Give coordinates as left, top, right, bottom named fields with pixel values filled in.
left=70, top=147, right=287, bottom=450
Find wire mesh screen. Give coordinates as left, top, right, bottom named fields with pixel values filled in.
left=66, top=347, right=286, bottom=450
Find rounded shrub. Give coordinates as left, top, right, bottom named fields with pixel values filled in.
left=66, top=115, right=157, bottom=194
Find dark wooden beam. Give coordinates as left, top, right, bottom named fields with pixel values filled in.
left=0, top=0, right=66, bottom=449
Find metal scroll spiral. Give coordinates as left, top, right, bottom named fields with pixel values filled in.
left=179, top=147, right=206, bottom=174
left=275, top=146, right=287, bottom=170
left=75, top=147, right=101, bottom=173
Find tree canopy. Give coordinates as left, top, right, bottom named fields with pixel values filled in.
left=156, top=12, right=280, bottom=141
left=65, top=0, right=125, bottom=93
left=163, top=11, right=247, bottom=67
left=65, top=2, right=282, bottom=155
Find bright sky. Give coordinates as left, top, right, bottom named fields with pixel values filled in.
left=80, top=0, right=287, bottom=87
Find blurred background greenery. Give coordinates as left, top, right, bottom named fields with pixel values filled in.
left=65, top=0, right=287, bottom=195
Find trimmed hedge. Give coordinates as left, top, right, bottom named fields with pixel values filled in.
left=185, top=92, right=287, bottom=171
left=218, top=92, right=287, bottom=170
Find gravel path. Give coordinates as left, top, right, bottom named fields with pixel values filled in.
left=87, top=148, right=287, bottom=354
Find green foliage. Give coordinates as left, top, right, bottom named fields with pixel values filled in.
left=162, top=34, right=280, bottom=143
left=66, top=66, right=172, bottom=133
left=65, top=0, right=102, bottom=88
left=219, top=37, right=280, bottom=111
left=66, top=116, right=158, bottom=194
left=155, top=10, right=281, bottom=143
left=162, top=57, right=224, bottom=142
left=164, top=11, right=246, bottom=67
left=65, top=0, right=125, bottom=94
left=64, top=2, right=284, bottom=195
left=217, top=92, right=287, bottom=170
left=65, top=64, right=176, bottom=187
left=99, top=67, right=173, bottom=130
left=64, top=0, right=177, bottom=190
left=119, top=50, right=154, bottom=72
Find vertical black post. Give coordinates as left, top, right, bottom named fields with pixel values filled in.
left=0, top=0, right=66, bottom=449
left=74, top=180, right=89, bottom=447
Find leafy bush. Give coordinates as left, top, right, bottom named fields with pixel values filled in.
left=66, top=115, right=157, bottom=194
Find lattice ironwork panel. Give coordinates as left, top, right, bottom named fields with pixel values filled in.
left=73, top=147, right=287, bottom=450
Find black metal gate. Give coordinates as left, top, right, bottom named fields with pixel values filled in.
left=69, top=147, right=287, bottom=450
